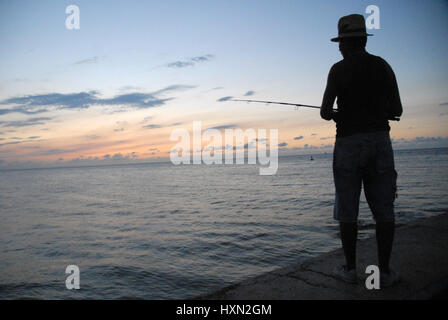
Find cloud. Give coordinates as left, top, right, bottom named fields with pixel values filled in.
left=150, top=84, right=194, bottom=96
left=93, top=152, right=137, bottom=161
left=143, top=124, right=162, bottom=129
left=294, top=135, right=304, bottom=140
left=244, top=90, right=255, bottom=96
left=0, top=117, right=52, bottom=128
left=166, top=54, right=214, bottom=69
left=112, top=153, right=126, bottom=160
left=278, top=142, right=288, bottom=147
left=320, top=136, right=332, bottom=140
left=25, top=141, right=127, bottom=157
left=100, top=92, right=170, bottom=108
left=0, top=85, right=195, bottom=116
left=1, top=91, right=99, bottom=109
left=73, top=56, right=102, bottom=65
left=413, top=136, right=447, bottom=144
left=33, top=151, right=141, bottom=165
left=391, top=136, right=448, bottom=149
left=37, top=148, right=81, bottom=156
left=191, top=55, right=213, bottom=62
left=0, top=141, right=22, bottom=147
left=0, top=106, right=49, bottom=115
left=208, top=124, right=237, bottom=130
left=0, top=135, right=44, bottom=147
left=279, top=143, right=334, bottom=154
left=217, top=96, right=233, bottom=102
left=167, top=61, right=194, bottom=68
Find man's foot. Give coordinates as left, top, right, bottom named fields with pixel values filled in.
left=332, top=265, right=357, bottom=284
left=380, top=269, right=400, bottom=288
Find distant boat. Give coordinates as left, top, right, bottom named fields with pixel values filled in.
left=310, top=156, right=314, bottom=161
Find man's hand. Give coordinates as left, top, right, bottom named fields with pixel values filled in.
left=331, top=110, right=339, bottom=122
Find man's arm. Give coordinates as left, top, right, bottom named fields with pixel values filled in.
left=321, top=66, right=337, bottom=121
left=383, top=60, right=403, bottom=118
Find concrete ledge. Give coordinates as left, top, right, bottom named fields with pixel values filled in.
left=198, top=212, right=448, bottom=300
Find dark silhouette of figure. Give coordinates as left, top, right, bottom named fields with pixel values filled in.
left=321, top=14, right=403, bottom=287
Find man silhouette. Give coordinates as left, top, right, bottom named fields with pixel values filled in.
left=321, top=14, right=402, bottom=287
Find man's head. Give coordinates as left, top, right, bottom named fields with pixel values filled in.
left=331, top=14, right=371, bottom=57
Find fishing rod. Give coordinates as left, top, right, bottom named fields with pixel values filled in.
left=232, top=99, right=320, bottom=109
left=231, top=99, right=400, bottom=121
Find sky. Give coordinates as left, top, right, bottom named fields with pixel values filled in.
left=0, top=0, right=447, bottom=168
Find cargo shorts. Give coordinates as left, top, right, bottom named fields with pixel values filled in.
left=333, top=131, right=397, bottom=223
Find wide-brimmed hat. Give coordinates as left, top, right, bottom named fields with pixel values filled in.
left=331, top=14, right=373, bottom=42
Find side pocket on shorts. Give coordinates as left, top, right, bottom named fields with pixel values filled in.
left=375, top=140, right=395, bottom=174
left=392, top=169, right=398, bottom=203
left=333, top=139, right=357, bottom=175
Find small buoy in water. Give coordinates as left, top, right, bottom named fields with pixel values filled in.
left=310, top=156, right=314, bottom=161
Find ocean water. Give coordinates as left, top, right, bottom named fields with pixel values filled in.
left=0, top=148, right=447, bottom=299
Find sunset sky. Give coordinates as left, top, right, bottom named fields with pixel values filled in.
left=0, top=0, right=447, bottom=168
